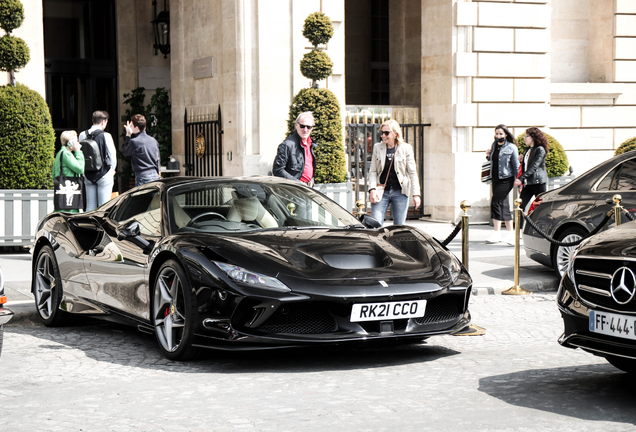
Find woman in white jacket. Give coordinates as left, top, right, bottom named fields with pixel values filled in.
left=368, top=120, right=421, bottom=226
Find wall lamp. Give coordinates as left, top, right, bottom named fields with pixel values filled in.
left=152, top=0, right=170, bottom=58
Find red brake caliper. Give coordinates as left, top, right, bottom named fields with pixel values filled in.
left=164, top=277, right=174, bottom=317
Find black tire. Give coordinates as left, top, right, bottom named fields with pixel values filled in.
left=552, top=226, right=587, bottom=279
left=33, top=245, right=67, bottom=326
left=606, top=355, right=636, bottom=374
left=152, top=260, right=199, bottom=361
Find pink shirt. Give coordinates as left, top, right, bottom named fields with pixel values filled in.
left=300, top=137, right=313, bottom=182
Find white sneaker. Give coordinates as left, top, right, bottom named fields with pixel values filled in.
left=504, top=233, right=516, bottom=246
left=486, top=232, right=502, bottom=244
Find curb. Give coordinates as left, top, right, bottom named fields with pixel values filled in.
left=4, top=300, right=39, bottom=326
left=472, top=277, right=560, bottom=296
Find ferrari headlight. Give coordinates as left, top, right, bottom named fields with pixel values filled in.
left=443, top=254, right=462, bottom=285
left=214, top=262, right=291, bottom=293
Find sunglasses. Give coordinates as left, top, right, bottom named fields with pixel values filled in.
left=381, top=131, right=391, bottom=136
left=298, top=123, right=314, bottom=130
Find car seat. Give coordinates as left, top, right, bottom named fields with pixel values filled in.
left=226, top=194, right=278, bottom=228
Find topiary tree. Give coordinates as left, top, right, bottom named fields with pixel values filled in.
left=614, top=136, right=636, bottom=156
left=517, top=131, right=569, bottom=178
left=286, top=12, right=346, bottom=184
left=0, top=83, right=55, bottom=189
left=0, top=0, right=29, bottom=86
left=0, top=0, right=54, bottom=190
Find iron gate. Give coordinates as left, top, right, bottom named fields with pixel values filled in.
left=345, top=122, right=431, bottom=219
left=184, top=106, right=223, bottom=177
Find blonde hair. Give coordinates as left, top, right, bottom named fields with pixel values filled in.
left=380, top=119, right=404, bottom=146
left=60, top=130, right=78, bottom=146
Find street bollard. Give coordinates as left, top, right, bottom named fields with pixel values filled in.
left=613, top=194, right=622, bottom=226
left=502, top=198, right=531, bottom=295
left=460, top=200, right=470, bottom=271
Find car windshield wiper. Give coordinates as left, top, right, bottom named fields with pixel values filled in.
left=342, top=224, right=366, bottom=229
left=284, top=225, right=330, bottom=230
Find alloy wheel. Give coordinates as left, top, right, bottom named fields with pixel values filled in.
left=555, top=233, right=582, bottom=277
left=35, top=252, right=56, bottom=319
left=153, top=266, right=187, bottom=353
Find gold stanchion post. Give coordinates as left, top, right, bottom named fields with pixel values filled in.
left=460, top=200, right=470, bottom=271
left=502, top=198, right=531, bottom=295
left=355, top=199, right=365, bottom=221
left=613, top=194, right=622, bottom=226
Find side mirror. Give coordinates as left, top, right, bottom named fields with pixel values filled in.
left=116, top=220, right=153, bottom=253
left=359, top=214, right=382, bottom=229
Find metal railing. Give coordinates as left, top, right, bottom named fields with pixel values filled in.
left=184, top=106, right=223, bottom=177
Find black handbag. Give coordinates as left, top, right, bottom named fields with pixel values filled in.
left=481, top=161, right=492, bottom=184
left=54, top=150, right=85, bottom=211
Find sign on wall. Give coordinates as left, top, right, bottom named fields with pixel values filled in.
left=139, top=66, right=171, bottom=89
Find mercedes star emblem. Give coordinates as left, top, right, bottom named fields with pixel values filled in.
left=610, top=266, right=636, bottom=305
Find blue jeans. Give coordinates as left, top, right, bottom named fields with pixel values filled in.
left=85, top=174, right=114, bottom=212
left=371, top=188, right=409, bottom=226
left=135, top=172, right=160, bottom=187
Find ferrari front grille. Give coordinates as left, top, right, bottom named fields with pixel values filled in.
left=257, top=305, right=339, bottom=334
left=414, top=296, right=462, bottom=325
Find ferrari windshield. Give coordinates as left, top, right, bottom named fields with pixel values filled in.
left=167, top=179, right=362, bottom=234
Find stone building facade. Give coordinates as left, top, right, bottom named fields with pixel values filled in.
left=5, top=0, right=636, bottom=222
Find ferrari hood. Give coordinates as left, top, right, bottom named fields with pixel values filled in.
left=204, top=225, right=444, bottom=281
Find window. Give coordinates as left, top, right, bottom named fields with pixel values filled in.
left=615, top=159, right=636, bottom=191
left=596, top=165, right=619, bottom=191
left=113, top=189, right=161, bottom=236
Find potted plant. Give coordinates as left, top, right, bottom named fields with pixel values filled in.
left=285, top=12, right=350, bottom=210
left=0, top=0, right=56, bottom=246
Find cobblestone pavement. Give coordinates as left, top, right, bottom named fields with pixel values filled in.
left=2, top=294, right=635, bottom=431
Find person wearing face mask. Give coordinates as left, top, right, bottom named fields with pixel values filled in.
left=515, top=127, right=549, bottom=212
left=484, top=124, right=519, bottom=245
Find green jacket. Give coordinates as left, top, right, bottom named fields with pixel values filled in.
left=53, top=147, right=85, bottom=178
left=52, top=147, right=85, bottom=213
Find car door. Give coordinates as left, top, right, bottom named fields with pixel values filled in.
left=591, top=157, right=636, bottom=230
left=83, top=187, right=162, bottom=320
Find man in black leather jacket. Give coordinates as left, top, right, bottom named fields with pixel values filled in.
left=273, top=112, right=317, bottom=186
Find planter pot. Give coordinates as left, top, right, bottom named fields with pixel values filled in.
left=0, top=189, right=54, bottom=246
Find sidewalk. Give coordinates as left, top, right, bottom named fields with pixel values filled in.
left=1, top=219, right=559, bottom=323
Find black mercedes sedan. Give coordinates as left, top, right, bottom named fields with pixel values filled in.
left=523, top=151, right=636, bottom=278
left=32, top=177, right=472, bottom=360
left=558, top=220, right=636, bottom=373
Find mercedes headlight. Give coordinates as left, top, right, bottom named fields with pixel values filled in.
left=214, top=262, right=291, bottom=293
left=566, top=248, right=578, bottom=282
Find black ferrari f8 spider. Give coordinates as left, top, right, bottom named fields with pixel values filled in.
left=32, top=177, right=472, bottom=360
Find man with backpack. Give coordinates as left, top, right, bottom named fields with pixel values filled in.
left=122, top=114, right=161, bottom=186
left=79, top=110, right=117, bottom=211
